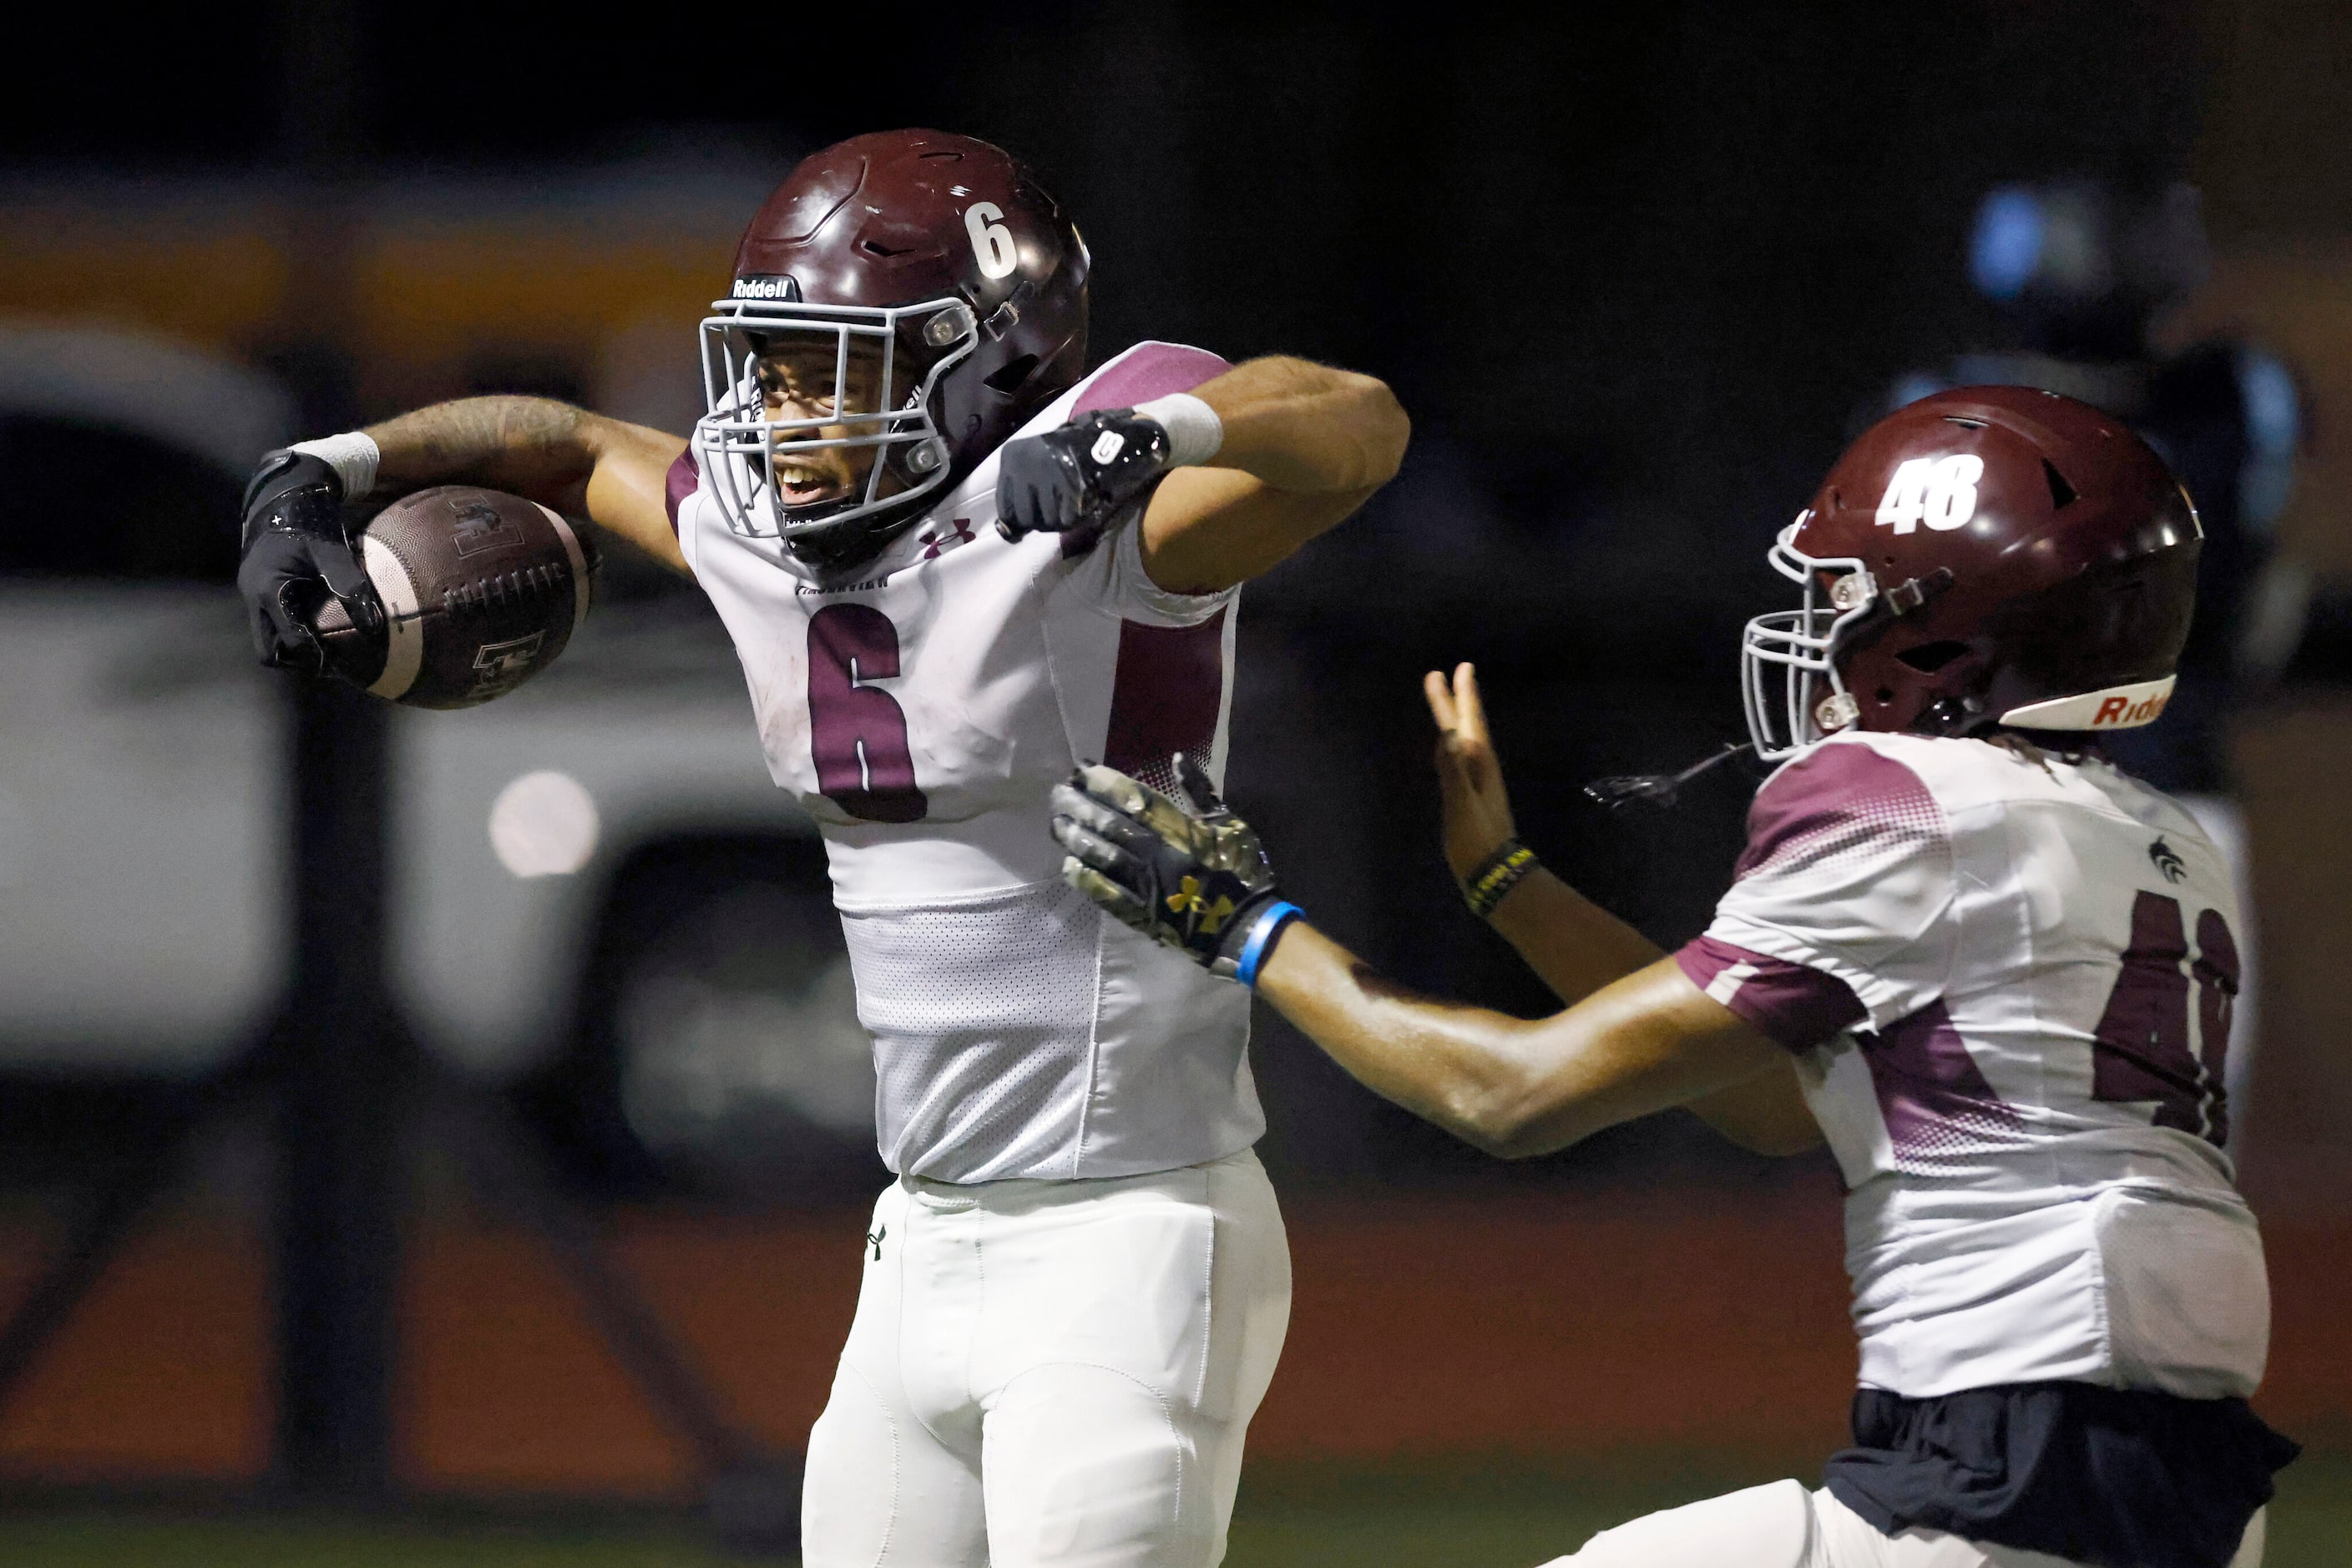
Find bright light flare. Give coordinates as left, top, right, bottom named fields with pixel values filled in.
left=488, top=770, right=599, bottom=878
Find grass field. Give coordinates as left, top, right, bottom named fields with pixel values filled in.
left=0, top=1453, right=2344, bottom=1566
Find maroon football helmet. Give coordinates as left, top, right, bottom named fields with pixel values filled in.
left=1743, top=386, right=2203, bottom=759
left=693, top=129, right=1090, bottom=570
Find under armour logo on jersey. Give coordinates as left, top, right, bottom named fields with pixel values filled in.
left=2149, top=838, right=2187, bottom=884
left=867, top=1223, right=887, bottom=1261
left=921, top=518, right=975, bottom=559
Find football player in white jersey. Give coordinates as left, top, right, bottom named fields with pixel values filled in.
left=1053, top=387, right=2296, bottom=1568
left=234, top=129, right=1408, bottom=1566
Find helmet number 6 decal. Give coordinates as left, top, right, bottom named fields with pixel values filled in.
left=1875, top=453, right=1985, bottom=535
left=965, top=201, right=1019, bottom=281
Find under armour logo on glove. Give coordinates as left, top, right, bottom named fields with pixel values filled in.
left=994, top=408, right=1177, bottom=541
left=1050, top=755, right=1289, bottom=979
left=1166, top=876, right=1238, bottom=936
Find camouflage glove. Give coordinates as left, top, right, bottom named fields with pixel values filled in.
left=1050, top=756, right=1303, bottom=984
left=994, top=407, right=1176, bottom=541
left=236, top=448, right=385, bottom=676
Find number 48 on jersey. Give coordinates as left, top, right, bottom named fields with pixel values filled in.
left=2092, top=890, right=2239, bottom=1146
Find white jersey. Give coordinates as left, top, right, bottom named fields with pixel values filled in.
left=1675, top=731, right=2269, bottom=1401
left=668, top=342, right=1263, bottom=1183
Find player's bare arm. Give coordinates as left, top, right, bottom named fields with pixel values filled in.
left=1137, top=355, right=1409, bottom=594
left=1251, top=928, right=1787, bottom=1158
left=1414, top=660, right=1822, bottom=1154
left=235, top=397, right=689, bottom=673
left=994, top=352, right=1407, bottom=594
left=1045, top=725, right=1819, bottom=1164
left=366, top=396, right=690, bottom=576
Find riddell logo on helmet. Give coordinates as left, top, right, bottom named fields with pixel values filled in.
left=731, top=275, right=801, bottom=301
left=2092, top=690, right=2170, bottom=727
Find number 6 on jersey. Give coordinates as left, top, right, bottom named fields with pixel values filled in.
left=807, top=604, right=928, bottom=823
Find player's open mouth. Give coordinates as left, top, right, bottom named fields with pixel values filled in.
left=774, top=461, right=848, bottom=503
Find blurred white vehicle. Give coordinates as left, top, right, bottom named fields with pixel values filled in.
left=0, top=325, right=877, bottom=1195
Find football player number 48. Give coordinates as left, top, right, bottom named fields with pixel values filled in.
left=1876, top=454, right=1985, bottom=535
left=807, top=604, right=929, bottom=824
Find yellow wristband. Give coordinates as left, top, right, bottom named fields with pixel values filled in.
left=1464, top=839, right=1538, bottom=919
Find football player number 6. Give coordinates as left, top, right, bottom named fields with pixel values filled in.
left=966, top=202, right=1019, bottom=281
left=807, top=605, right=929, bottom=823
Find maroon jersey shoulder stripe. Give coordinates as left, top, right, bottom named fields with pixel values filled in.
left=1737, top=740, right=1945, bottom=881
left=1675, top=934, right=1866, bottom=1053
left=1055, top=345, right=1233, bottom=561
left=1102, top=608, right=1228, bottom=799
left=663, top=448, right=699, bottom=536
left=1074, top=343, right=1232, bottom=416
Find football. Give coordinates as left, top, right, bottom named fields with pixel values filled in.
left=311, top=485, right=598, bottom=710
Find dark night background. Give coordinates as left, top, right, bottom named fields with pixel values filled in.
left=6, top=1, right=2352, bottom=1545
left=0, top=3, right=2235, bottom=1188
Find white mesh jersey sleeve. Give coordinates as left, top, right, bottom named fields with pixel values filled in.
left=1702, top=733, right=1957, bottom=1030
left=1072, top=515, right=1237, bottom=630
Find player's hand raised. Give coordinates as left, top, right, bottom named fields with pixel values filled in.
left=1424, top=662, right=1520, bottom=889
left=994, top=407, right=1177, bottom=541
left=1050, top=756, right=1286, bottom=979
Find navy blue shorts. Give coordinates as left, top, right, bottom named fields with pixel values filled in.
left=1823, top=1382, right=2299, bottom=1568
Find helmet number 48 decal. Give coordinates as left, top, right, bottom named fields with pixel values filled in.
left=1875, top=454, right=1985, bottom=534
left=965, top=202, right=1019, bottom=281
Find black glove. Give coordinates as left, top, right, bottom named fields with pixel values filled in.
left=1050, top=756, right=1296, bottom=980
left=994, top=407, right=1177, bottom=541
left=236, top=448, right=385, bottom=675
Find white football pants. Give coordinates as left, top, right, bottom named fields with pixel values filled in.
left=801, top=1149, right=1292, bottom=1568
left=1543, top=1479, right=2266, bottom=1568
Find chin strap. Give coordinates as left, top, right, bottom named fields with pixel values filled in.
left=1584, top=741, right=1757, bottom=811
left=787, top=505, right=928, bottom=575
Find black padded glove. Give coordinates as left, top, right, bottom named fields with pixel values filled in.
left=236, top=448, right=384, bottom=675
left=994, top=407, right=1176, bottom=541
left=1050, top=756, right=1297, bottom=981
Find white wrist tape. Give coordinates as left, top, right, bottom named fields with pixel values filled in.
left=291, top=432, right=382, bottom=500
left=1131, top=392, right=1223, bottom=468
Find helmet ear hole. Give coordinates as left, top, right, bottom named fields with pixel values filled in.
left=983, top=353, right=1039, bottom=396
left=2043, top=458, right=2080, bottom=508
left=1896, top=640, right=1972, bottom=674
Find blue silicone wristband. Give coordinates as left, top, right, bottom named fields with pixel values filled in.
left=1233, top=902, right=1303, bottom=988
